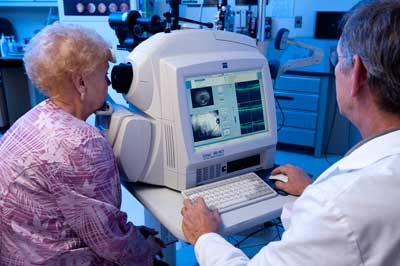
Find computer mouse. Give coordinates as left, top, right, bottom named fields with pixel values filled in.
left=268, top=173, right=289, bottom=183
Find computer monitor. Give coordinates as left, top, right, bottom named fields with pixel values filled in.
left=106, top=29, right=277, bottom=191
left=186, top=70, right=267, bottom=149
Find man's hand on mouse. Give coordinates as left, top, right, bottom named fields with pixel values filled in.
left=271, top=164, right=312, bottom=196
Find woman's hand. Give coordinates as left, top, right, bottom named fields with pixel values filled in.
left=139, top=226, right=166, bottom=258
left=271, top=164, right=312, bottom=196
left=181, top=197, right=221, bottom=245
left=138, top=226, right=159, bottom=238
left=146, top=235, right=165, bottom=258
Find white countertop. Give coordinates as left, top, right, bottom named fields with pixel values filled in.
left=125, top=183, right=296, bottom=241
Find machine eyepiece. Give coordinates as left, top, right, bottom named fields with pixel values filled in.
left=111, top=63, right=133, bottom=94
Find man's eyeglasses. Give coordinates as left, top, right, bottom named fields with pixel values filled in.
left=330, top=50, right=339, bottom=67
left=330, top=50, right=351, bottom=67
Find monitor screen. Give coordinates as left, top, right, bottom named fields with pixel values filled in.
left=185, top=69, right=268, bottom=149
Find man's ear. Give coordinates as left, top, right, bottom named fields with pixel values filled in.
left=351, top=54, right=368, bottom=97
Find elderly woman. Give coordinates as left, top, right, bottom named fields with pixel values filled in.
left=0, top=22, right=164, bottom=265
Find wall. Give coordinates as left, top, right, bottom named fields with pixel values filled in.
left=0, top=0, right=362, bottom=46
left=180, top=0, right=360, bottom=38
left=0, top=6, right=57, bottom=44
left=271, top=0, right=360, bottom=37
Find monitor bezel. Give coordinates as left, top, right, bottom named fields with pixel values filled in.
left=173, top=57, right=276, bottom=163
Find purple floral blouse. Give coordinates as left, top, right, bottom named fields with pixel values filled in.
left=0, top=99, right=153, bottom=266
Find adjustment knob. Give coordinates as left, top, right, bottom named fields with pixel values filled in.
left=111, top=63, right=133, bottom=94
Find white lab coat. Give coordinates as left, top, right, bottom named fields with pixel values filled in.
left=195, top=130, right=400, bottom=266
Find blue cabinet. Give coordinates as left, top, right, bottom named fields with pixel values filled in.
left=274, top=73, right=332, bottom=156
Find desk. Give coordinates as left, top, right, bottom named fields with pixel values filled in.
left=123, top=182, right=296, bottom=241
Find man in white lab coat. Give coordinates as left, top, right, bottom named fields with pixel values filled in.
left=181, top=1, right=400, bottom=265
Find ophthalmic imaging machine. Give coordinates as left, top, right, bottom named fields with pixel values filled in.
left=96, top=10, right=298, bottom=242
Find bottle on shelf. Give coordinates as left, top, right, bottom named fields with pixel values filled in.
left=10, top=36, right=18, bottom=53
left=8, top=36, right=14, bottom=53
left=0, top=33, right=9, bottom=57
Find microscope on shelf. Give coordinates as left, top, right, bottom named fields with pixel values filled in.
left=215, top=0, right=234, bottom=32
left=108, top=0, right=213, bottom=51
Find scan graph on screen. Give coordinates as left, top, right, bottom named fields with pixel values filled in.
left=186, top=69, right=268, bottom=149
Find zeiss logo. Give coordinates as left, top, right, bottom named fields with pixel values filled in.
left=222, top=62, right=228, bottom=68
left=202, top=149, right=224, bottom=160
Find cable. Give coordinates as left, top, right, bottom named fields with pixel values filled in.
left=239, top=229, right=281, bottom=250
left=270, top=76, right=285, bottom=132
left=199, top=2, right=204, bottom=28
left=234, top=218, right=284, bottom=248
left=165, top=240, right=178, bottom=246
left=274, top=222, right=282, bottom=240
left=265, top=218, right=284, bottom=229
left=275, top=96, right=285, bottom=131
left=266, top=218, right=284, bottom=240
left=228, top=235, right=240, bottom=244
left=233, top=226, right=266, bottom=247
left=45, top=7, right=58, bottom=25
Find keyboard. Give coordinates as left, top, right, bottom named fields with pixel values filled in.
left=182, top=172, right=278, bottom=213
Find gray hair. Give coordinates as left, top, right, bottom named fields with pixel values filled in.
left=339, top=0, right=400, bottom=114
left=23, top=22, right=113, bottom=97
